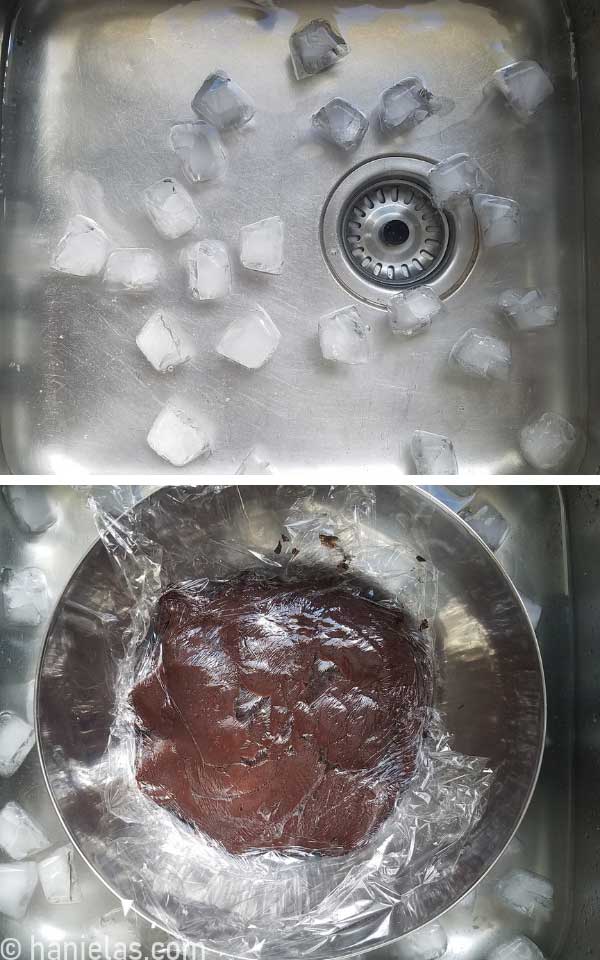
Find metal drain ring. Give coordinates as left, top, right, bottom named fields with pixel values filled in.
left=341, top=177, right=449, bottom=286
left=321, top=155, right=479, bottom=309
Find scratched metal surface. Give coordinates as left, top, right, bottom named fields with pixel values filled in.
left=0, top=0, right=585, bottom=475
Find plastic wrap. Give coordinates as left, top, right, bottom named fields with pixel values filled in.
left=81, top=486, right=494, bottom=957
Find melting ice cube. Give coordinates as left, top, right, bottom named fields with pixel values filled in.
left=398, top=921, right=448, bottom=960
left=143, top=178, right=199, bottom=240
left=387, top=287, right=444, bottom=337
left=488, top=936, right=545, bottom=960
left=449, top=328, right=511, bottom=382
left=169, top=121, right=228, bottom=183
left=521, top=594, right=542, bottom=630
left=105, top=249, right=161, bottom=293
left=1, top=567, right=50, bottom=627
left=89, top=908, right=140, bottom=957
left=136, top=310, right=192, bottom=372
left=192, top=70, right=255, bottom=130
left=181, top=240, right=232, bottom=301
left=147, top=406, right=214, bottom=467
left=473, top=193, right=521, bottom=247
left=236, top=448, right=273, bottom=475
left=0, top=862, right=38, bottom=920
left=2, top=486, right=57, bottom=535
left=39, top=845, right=82, bottom=904
left=0, top=712, right=35, bottom=778
left=319, top=306, right=371, bottom=364
left=240, top=217, right=284, bottom=275
left=487, top=60, right=554, bottom=122
left=411, top=431, right=458, bottom=475
left=496, top=869, right=554, bottom=918
left=498, top=289, right=558, bottom=333
left=52, top=215, right=110, bottom=277
left=379, top=76, right=453, bottom=135
left=289, top=19, right=349, bottom=80
left=0, top=802, right=51, bottom=860
left=312, top=98, right=368, bottom=151
left=217, top=305, right=281, bottom=369
left=459, top=502, right=509, bottom=551
left=519, top=411, right=577, bottom=471
left=4, top=679, right=35, bottom=725
left=429, top=153, right=492, bottom=208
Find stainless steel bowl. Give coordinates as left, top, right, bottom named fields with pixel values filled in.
left=36, top=486, right=546, bottom=958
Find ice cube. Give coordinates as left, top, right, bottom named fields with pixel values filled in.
left=240, top=217, right=284, bottom=275
left=319, top=306, right=371, bottom=364
left=169, top=121, right=228, bottom=183
left=488, top=936, right=545, bottom=960
left=1, top=567, right=50, bottom=627
left=498, top=289, right=558, bottom=333
left=2, top=486, right=57, bottom=535
left=449, top=328, right=511, bottom=382
left=312, top=98, right=368, bottom=151
left=52, top=215, right=110, bottom=277
left=217, top=305, right=281, bottom=369
left=398, top=921, right=447, bottom=960
left=136, top=310, right=192, bottom=372
left=473, top=193, right=521, bottom=247
left=459, top=503, right=509, bottom=551
left=181, top=240, right=232, bottom=301
left=105, top=248, right=161, bottom=293
left=0, top=862, right=38, bottom=920
left=147, top=406, right=213, bottom=467
left=429, top=153, right=492, bottom=208
left=387, top=287, right=445, bottom=337
left=379, top=77, right=452, bottom=135
left=236, top=448, right=273, bottom=475
left=521, top=594, right=542, bottom=629
left=411, top=431, right=458, bottom=475
left=89, top=908, right=139, bottom=956
left=39, top=845, right=82, bottom=904
left=487, top=60, right=554, bottom=122
left=192, top=70, right=255, bottom=130
left=519, top=411, right=578, bottom=471
left=496, top=869, right=554, bottom=918
left=0, top=712, right=35, bottom=778
left=4, top=679, right=36, bottom=724
left=143, top=178, right=199, bottom=240
left=289, top=19, right=349, bottom=80
left=0, top=803, right=50, bottom=860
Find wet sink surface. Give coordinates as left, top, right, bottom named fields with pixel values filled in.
left=0, top=0, right=585, bottom=474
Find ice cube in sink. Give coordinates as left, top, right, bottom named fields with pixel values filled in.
left=217, top=305, right=281, bottom=369
left=2, top=486, right=57, bottom=535
left=387, top=287, right=445, bottom=337
left=486, top=60, right=554, bottom=122
left=0, top=802, right=51, bottom=860
left=105, top=249, right=161, bottom=293
left=169, top=121, right=228, bottom=184
left=51, top=215, right=110, bottom=278
left=240, top=217, right=284, bottom=275
left=319, top=306, right=371, bottom=364
left=181, top=240, right=232, bottom=301
left=312, top=98, right=368, bottom=151
left=147, top=405, right=214, bottom=467
left=143, top=178, right=199, bottom=240
left=449, top=329, right=512, bottom=382
left=289, top=19, right=349, bottom=80
left=192, top=70, right=255, bottom=130
left=1, top=567, right=50, bottom=627
left=429, top=153, right=493, bottom=208
left=0, top=712, right=35, bottom=778
left=519, top=412, right=578, bottom=471
left=0, top=862, right=38, bottom=920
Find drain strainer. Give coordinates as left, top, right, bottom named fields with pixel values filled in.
left=321, top=156, right=478, bottom=308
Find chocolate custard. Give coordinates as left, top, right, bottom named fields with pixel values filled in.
left=131, top=575, right=432, bottom=855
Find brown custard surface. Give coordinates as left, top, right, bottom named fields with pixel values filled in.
left=131, top=575, right=432, bottom=855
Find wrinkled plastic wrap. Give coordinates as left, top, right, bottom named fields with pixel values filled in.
left=82, top=486, right=494, bottom=956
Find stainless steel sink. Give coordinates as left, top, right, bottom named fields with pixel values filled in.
left=0, top=484, right=592, bottom=958
left=0, top=0, right=594, bottom=475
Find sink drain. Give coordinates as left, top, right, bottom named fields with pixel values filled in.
left=321, top=156, right=478, bottom=308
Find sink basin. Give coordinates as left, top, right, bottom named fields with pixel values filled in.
left=0, top=0, right=593, bottom=475
left=0, top=483, right=592, bottom=958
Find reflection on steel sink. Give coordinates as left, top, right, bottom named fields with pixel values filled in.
left=0, top=0, right=594, bottom=474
